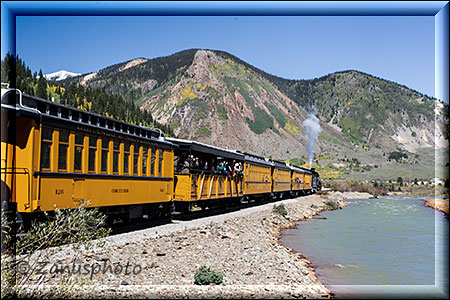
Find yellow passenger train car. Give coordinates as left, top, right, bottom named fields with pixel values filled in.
left=289, top=164, right=307, bottom=197
left=1, top=88, right=175, bottom=226
left=303, top=168, right=313, bottom=193
left=271, top=160, right=291, bottom=198
left=168, top=138, right=245, bottom=212
left=241, top=152, right=273, bottom=201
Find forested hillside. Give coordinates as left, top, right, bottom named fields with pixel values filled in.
left=1, top=53, right=174, bottom=136
left=61, top=49, right=198, bottom=106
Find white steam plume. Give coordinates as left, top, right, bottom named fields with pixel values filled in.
left=301, top=111, right=322, bottom=168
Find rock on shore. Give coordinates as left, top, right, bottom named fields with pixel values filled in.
left=17, top=191, right=371, bottom=299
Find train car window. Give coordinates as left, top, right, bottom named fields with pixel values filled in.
left=101, top=138, right=109, bottom=173
left=133, top=144, right=139, bottom=175
left=113, top=140, right=120, bottom=173
left=123, top=142, right=130, bottom=174
left=88, top=136, right=97, bottom=172
left=150, top=148, right=155, bottom=176
left=61, top=109, right=69, bottom=119
left=42, top=127, right=53, bottom=140
left=59, top=131, right=69, bottom=143
left=142, top=147, right=148, bottom=175
left=58, top=130, right=69, bottom=171
left=50, top=106, right=58, bottom=116
left=158, top=149, right=164, bottom=176
left=40, top=127, right=53, bottom=170
left=74, top=134, right=83, bottom=171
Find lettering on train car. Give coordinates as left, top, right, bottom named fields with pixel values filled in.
left=55, top=189, right=64, bottom=195
left=111, top=189, right=129, bottom=193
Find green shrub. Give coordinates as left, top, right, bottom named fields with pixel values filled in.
left=194, top=265, right=223, bottom=285
left=388, top=151, right=408, bottom=162
left=196, top=127, right=211, bottom=137
left=1, top=201, right=110, bottom=298
left=14, top=203, right=110, bottom=255
left=273, top=203, right=288, bottom=216
left=324, top=200, right=339, bottom=210
left=289, top=157, right=306, bottom=166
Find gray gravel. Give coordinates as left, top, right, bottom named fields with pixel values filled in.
left=15, top=191, right=365, bottom=299
left=105, top=197, right=302, bottom=248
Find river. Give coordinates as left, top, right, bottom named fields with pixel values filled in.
left=280, top=195, right=449, bottom=299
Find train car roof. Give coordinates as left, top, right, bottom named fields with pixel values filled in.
left=299, top=167, right=313, bottom=174
left=1, top=88, right=175, bottom=148
left=270, top=159, right=291, bottom=171
left=236, top=151, right=273, bottom=167
left=287, top=163, right=306, bottom=173
left=167, top=138, right=244, bottom=160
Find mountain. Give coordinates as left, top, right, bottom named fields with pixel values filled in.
left=59, top=49, right=449, bottom=180
left=44, top=70, right=81, bottom=81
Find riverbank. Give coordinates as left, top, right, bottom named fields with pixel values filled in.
left=280, top=194, right=448, bottom=299
left=17, top=191, right=371, bottom=299
left=423, top=197, right=449, bottom=215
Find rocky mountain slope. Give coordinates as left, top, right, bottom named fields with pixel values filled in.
left=59, top=49, right=448, bottom=178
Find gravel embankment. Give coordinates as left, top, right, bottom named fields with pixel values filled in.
left=424, top=197, right=449, bottom=214
left=18, top=191, right=370, bottom=299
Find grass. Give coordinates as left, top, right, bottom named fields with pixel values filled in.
left=194, top=112, right=208, bottom=121
left=284, top=121, right=301, bottom=137
left=196, top=127, right=212, bottom=137
left=324, top=179, right=449, bottom=197
left=341, top=162, right=440, bottom=182
left=395, top=184, right=449, bottom=196
left=320, top=132, right=346, bottom=146
left=170, top=119, right=181, bottom=130
left=246, top=106, right=274, bottom=134
left=217, top=103, right=228, bottom=120
left=324, top=179, right=388, bottom=197
left=264, top=102, right=286, bottom=127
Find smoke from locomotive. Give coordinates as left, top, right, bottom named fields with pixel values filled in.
left=301, top=111, right=322, bottom=168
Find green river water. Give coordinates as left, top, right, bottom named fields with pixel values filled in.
left=280, top=195, right=449, bottom=299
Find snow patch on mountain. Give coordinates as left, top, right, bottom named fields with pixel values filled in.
left=44, top=70, right=81, bottom=81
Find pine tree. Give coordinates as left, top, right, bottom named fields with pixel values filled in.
left=1, top=52, right=16, bottom=87
left=36, top=69, right=47, bottom=99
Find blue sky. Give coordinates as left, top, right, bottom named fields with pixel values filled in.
left=14, top=15, right=435, bottom=97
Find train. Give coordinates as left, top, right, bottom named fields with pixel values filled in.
left=1, top=87, right=321, bottom=228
